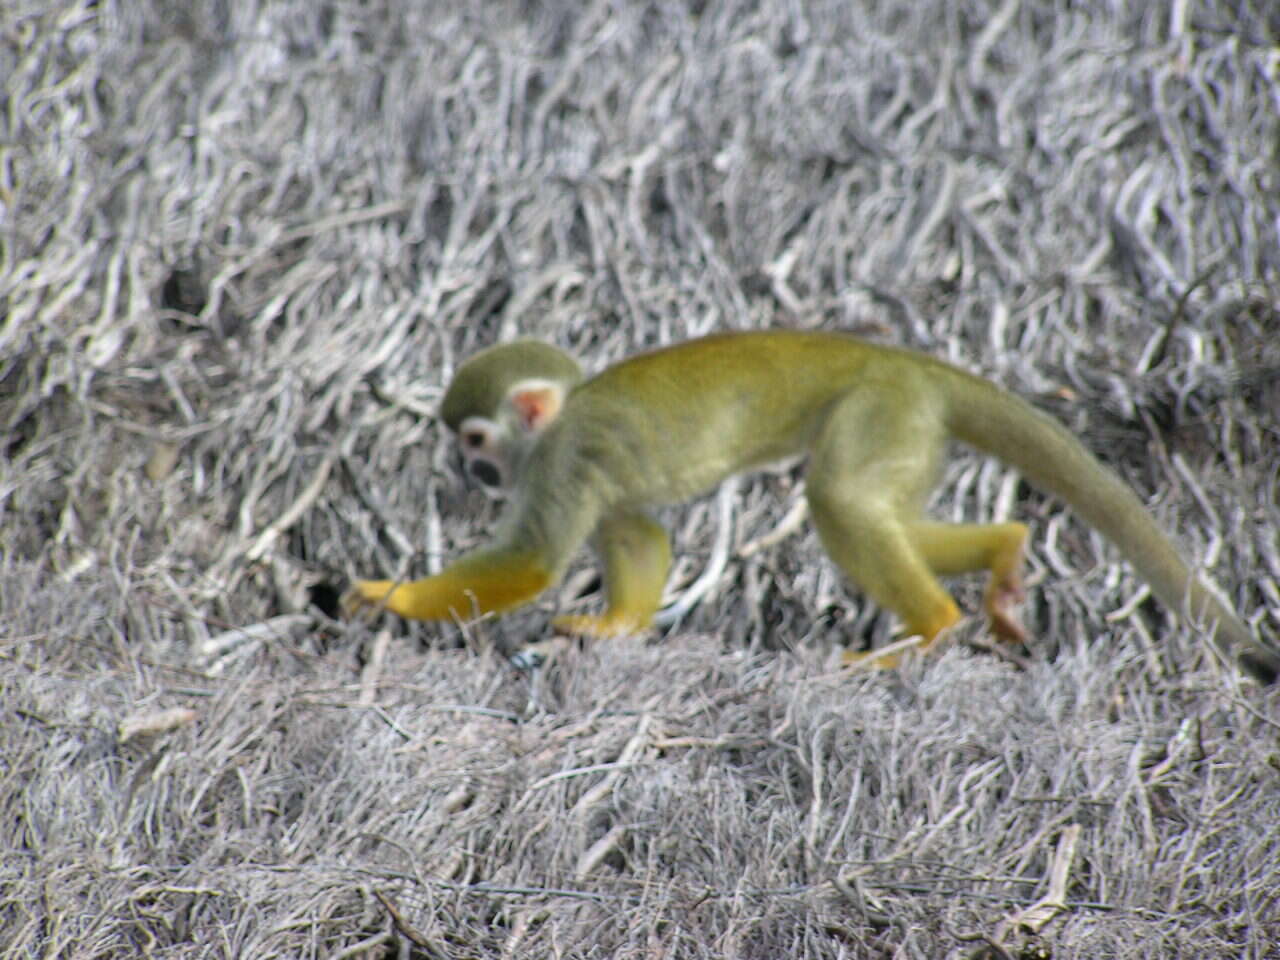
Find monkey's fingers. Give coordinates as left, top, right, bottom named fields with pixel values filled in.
left=842, top=647, right=908, bottom=671
left=988, top=608, right=1029, bottom=646
left=552, top=612, right=649, bottom=639
left=841, top=630, right=945, bottom=671
left=341, top=578, right=397, bottom=618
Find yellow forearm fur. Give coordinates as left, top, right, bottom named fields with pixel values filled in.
left=349, top=552, right=552, bottom=622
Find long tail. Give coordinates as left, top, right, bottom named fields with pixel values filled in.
left=941, top=366, right=1279, bottom=683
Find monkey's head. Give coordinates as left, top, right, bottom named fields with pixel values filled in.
left=440, top=340, right=583, bottom=492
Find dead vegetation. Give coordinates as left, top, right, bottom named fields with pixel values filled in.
left=3, top=0, right=1280, bottom=956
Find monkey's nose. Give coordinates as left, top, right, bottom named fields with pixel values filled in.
left=470, top=460, right=503, bottom=487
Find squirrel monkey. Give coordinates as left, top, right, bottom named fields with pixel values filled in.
left=345, top=331, right=1280, bottom=683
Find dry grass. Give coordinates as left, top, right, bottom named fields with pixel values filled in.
left=4, top=0, right=1280, bottom=957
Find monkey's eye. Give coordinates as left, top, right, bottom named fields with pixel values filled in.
left=462, top=431, right=486, bottom=449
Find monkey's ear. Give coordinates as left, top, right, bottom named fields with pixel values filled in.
left=507, top=379, right=567, bottom=434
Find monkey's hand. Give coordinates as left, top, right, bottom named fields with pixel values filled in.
left=342, top=551, right=553, bottom=622
left=552, top=612, right=651, bottom=639
left=342, top=578, right=407, bottom=618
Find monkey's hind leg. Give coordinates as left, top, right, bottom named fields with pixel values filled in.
left=553, top=509, right=672, bottom=639
left=804, top=377, right=964, bottom=667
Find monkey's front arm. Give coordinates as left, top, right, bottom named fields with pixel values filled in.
left=550, top=508, right=672, bottom=637
left=345, top=548, right=553, bottom=622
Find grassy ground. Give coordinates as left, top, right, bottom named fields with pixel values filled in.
left=3, top=1, right=1279, bottom=956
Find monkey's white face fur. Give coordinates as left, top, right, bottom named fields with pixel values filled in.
left=456, top=415, right=509, bottom=491
left=455, top=377, right=568, bottom=494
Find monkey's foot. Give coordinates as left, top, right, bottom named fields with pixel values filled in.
left=984, top=574, right=1028, bottom=646
left=552, top=612, right=649, bottom=639
left=841, top=632, right=940, bottom=671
